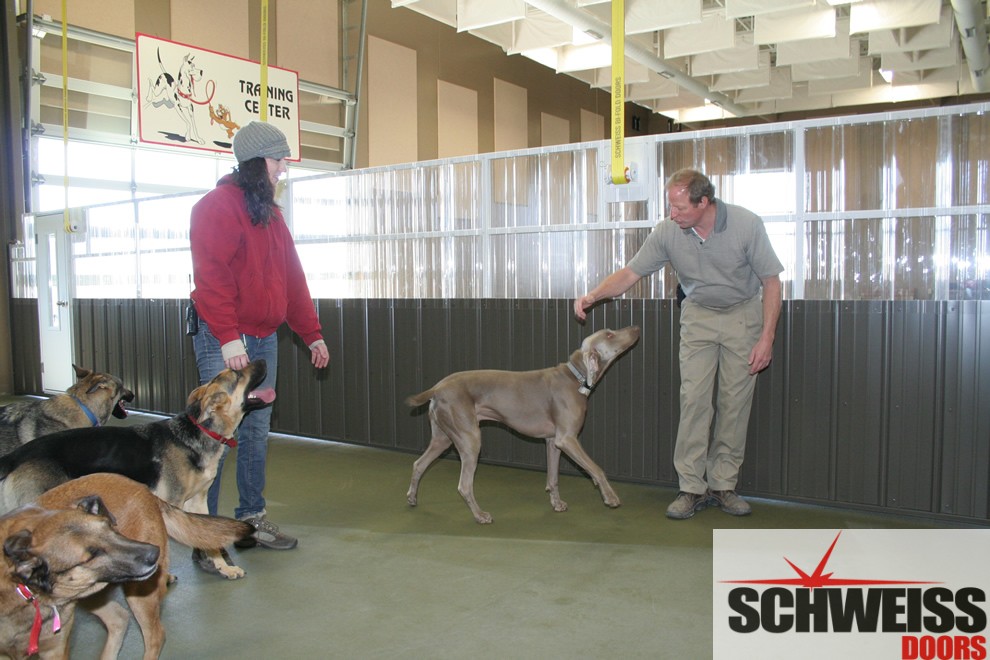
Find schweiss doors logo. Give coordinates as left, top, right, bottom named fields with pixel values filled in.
left=713, top=530, right=990, bottom=660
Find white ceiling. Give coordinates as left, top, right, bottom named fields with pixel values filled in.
left=391, top=0, right=990, bottom=124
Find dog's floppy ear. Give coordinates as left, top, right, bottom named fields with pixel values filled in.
left=3, top=530, right=50, bottom=590
left=86, top=378, right=109, bottom=395
left=76, top=495, right=117, bottom=527
left=187, top=383, right=207, bottom=407
left=192, top=391, right=232, bottom=427
left=582, top=348, right=602, bottom=387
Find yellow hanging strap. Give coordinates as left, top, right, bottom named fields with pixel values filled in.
left=259, top=0, right=269, bottom=122
left=610, top=0, right=626, bottom=185
left=62, top=0, right=70, bottom=230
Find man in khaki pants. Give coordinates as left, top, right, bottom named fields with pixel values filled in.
left=574, top=169, right=782, bottom=520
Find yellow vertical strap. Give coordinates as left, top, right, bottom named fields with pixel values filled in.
left=610, top=0, right=626, bottom=185
left=62, top=0, right=70, bottom=229
left=260, top=0, right=269, bottom=122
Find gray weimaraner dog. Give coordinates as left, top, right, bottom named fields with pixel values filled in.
left=405, top=326, right=640, bottom=523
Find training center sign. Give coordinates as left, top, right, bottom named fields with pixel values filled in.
left=714, top=529, right=990, bottom=660
left=136, top=34, right=300, bottom=160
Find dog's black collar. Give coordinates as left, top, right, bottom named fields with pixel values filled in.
left=566, top=361, right=592, bottom=396
left=71, top=395, right=101, bottom=427
left=186, top=415, right=237, bottom=447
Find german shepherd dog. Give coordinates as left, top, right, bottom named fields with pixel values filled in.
left=0, top=365, right=135, bottom=457
left=0, top=493, right=160, bottom=660
left=18, top=473, right=252, bottom=659
left=0, top=360, right=273, bottom=579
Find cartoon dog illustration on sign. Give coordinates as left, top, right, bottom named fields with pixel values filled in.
left=145, top=48, right=214, bottom=145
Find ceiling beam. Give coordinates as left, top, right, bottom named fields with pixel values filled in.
left=950, top=0, right=990, bottom=92
left=522, top=0, right=753, bottom=117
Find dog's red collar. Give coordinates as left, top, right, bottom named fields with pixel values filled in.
left=187, top=415, right=237, bottom=447
left=16, top=584, right=61, bottom=656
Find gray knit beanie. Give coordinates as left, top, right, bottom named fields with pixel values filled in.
left=232, top=121, right=291, bottom=162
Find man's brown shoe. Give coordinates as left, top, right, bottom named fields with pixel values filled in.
left=708, top=490, right=752, bottom=516
left=665, top=491, right=708, bottom=520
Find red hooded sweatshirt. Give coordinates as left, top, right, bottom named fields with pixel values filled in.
left=190, top=174, right=323, bottom=349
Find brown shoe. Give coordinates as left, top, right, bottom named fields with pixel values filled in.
left=665, top=492, right=708, bottom=520
left=708, top=490, right=752, bottom=516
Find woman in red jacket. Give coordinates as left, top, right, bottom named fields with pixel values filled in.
left=189, top=121, right=330, bottom=573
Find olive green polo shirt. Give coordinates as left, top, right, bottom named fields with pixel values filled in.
left=626, top=198, right=783, bottom=309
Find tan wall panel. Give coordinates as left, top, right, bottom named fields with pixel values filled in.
left=358, top=3, right=627, bottom=163
left=368, top=36, right=417, bottom=167
left=276, top=0, right=339, bottom=88
left=171, top=0, right=249, bottom=60
left=494, top=78, right=527, bottom=152
left=581, top=108, right=604, bottom=142
left=541, top=112, right=569, bottom=147
left=34, top=0, right=134, bottom=38
left=437, top=81, right=478, bottom=159
left=41, top=40, right=132, bottom=88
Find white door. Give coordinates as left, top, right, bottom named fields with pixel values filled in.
left=34, top=212, right=76, bottom=393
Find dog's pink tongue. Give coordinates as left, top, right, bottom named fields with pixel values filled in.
left=250, top=387, right=276, bottom=404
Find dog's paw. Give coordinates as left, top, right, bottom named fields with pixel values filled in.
left=473, top=511, right=493, bottom=524
left=219, top=565, right=246, bottom=580
left=166, top=573, right=178, bottom=586
left=604, top=497, right=621, bottom=508
left=548, top=490, right=569, bottom=512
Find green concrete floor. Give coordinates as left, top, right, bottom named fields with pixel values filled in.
left=18, top=411, right=950, bottom=660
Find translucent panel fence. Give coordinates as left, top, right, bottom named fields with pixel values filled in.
left=10, top=102, right=990, bottom=301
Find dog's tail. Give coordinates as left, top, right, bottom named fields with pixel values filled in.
left=157, top=47, right=168, bottom=75
left=405, top=389, right=435, bottom=408
left=157, top=500, right=253, bottom=549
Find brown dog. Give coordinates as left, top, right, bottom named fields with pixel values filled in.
left=0, top=493, right=159, bottom=660
left=34, top=473, right=252, bottom=659
left=406, top=326, right=640, bottom=523
left=0, top=360, right=273, bottom=578
left=0, top=365, right=135, bottom=457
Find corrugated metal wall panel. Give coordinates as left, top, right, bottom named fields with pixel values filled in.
left=339, top=299, right=371, bottom=446
left=10, top=299, right=41, bottom=394
left=741, top=308, right=786, bottom=496
left=783, top=301, right=836, bottom=500
left=315, top=300, right=347, bottom=441
left=62, top=300, right=198, bottom=415
left=940, top=301, right=990, bottom=519
left=10, top=298, right=990, bottom=524
left=884, top=301, right=940, bottom=512
left=392, top=299, right=427, bottom=452
left=834, top=301, right=887, bottom=507
left=366, top=299, right=394, bottom=448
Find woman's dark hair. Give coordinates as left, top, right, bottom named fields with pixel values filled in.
left=233, top=157, right=279, bottom=226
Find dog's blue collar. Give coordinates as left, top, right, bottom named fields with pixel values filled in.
left=566, top=361, right=592, bottom=396
left=71, top=395, right=101, bottom=427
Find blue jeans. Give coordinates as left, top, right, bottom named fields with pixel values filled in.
left=192, top=322, right=278, bottom=519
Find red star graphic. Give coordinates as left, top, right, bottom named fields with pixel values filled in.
left=720, top=531, right=941, bottom=589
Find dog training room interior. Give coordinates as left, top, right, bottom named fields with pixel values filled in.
left=1, top=0, right=990, bottom=657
